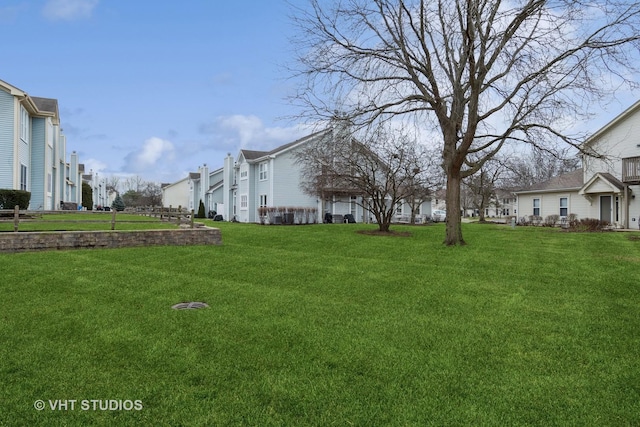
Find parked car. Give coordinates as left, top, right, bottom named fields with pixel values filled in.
left=432, top=210, right=446, bottom=222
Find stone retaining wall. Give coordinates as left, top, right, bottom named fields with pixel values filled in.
left=0, top=228, right=222, bottom=253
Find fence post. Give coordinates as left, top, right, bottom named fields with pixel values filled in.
left=14, top=205, right=19, bottom=232
left=111, top=208, right=117, bottom=230
left=177, top=206, right=182, bottom=225
left=191, top=209, right=195, bottom=228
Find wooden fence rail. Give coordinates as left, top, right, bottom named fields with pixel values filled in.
left=0, top=205, right=196, bottom=232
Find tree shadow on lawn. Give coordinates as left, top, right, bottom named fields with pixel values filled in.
left=356, top=229, right=412, bottom=237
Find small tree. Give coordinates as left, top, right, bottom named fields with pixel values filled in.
left=296, top=121, right=435, bottom=232
left=111, top=194, right=125, bottom=211
left=197, top=199, right=206, bottom=218
left=81, top=182, right=93, bottom=210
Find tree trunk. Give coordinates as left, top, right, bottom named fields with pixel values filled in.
left=444, top=170, right=465, bottom=246
left=378, top=220, right=391, bottom=232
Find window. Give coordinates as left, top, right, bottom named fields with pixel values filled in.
left=20, top=106, right=29, bottom=142
left=533, top=198, right=540, bottom=216
left=259, top=162, right=268, bottom=181
left=240, top=170, right=248, bottom=178
left=240, top=195, right=248, bottom=209
left=259, top=194, right=267, bottom=207
left=20, top=164, right=27, bottom=191
left=396, top=201, right=403, bottom=215
left=559, top=197, right=568, bottom=217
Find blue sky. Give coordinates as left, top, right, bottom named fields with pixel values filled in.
left=2, top=0, right=639, bottom=186
left=1, top=0, right=311, bottom=183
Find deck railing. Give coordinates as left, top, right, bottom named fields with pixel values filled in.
left=622, top=156, right=640, bottom=183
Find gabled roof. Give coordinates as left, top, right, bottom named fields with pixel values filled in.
left=579, top=172, right=626, bottom=195
left=238, top=129, right=330, bottom=163
left=0, top=78, right=27, bottom=96
left=0, top=80, right=60, bottom=121
left=515, top=168, right=584, bottom=194
left=207, top=180, right=224, bottom=193
left=583, top=100, right=640, bottom=148
left=31, top=97, right=59, bottom=115
left=240, top=150, right=268, bottom=161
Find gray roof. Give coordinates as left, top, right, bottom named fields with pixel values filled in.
left=597, top=172, right=625, bottom=191
left=240, top=150, right=268, bottom=160
left=517, top=168, right=584, bottom=193
left=31, top=97, right=59, bottom=115
left=239, top=129, right=329, bottom=162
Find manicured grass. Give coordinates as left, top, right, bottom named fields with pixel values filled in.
left=0, top=222, right=639, bottom=425
left=0, top=212, right=181, bottom=231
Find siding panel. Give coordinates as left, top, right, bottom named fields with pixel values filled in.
left=0, top=90, right=15, bottom=188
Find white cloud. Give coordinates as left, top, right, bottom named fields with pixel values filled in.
left=42, top=0, right=98, bottom=21
left=122, top=137, right=175, bottom=174
left=208, top=114, right=313, bottom=150
left=83, top=158, right=108, bottom=174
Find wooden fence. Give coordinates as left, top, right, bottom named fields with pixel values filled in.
left=0, top=205, right=197, bottom=232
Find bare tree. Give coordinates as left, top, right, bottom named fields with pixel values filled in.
left=123, top=175, right=145, bottom=193
left=140, top=181, right=162, bottom=206
left=105, top=175, right=120, bottom=194
left=462, top=160, right=503, bottom=222
left=296, top=122, right=435, bottom=232
left=503, top=146, right=580, bottom=189
left=290, top=0, right=640, bottom=245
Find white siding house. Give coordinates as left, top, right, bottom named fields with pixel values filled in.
left=0, top=79, right=82, bottom=210
left=163, top=129, right=432, bottom=223
left=515, top=100, right=640, bottom=228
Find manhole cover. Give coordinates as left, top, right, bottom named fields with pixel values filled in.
left=171, top=302, right=210, bottom=310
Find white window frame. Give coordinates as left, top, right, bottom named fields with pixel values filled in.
left=259, top=194, right=267, bottom=207
left=240, top=194, right=248, bottom=209
left=533, top=198, right=540, bottom=216
left=395, top=200, right=403, bottom=216
left=259, top=162, right=268, bottom=181
left=20, top=106, right=29, bottom=142
left=559, top=197, right=568, bottom=217
left=20, top=164, right=28, bottom=191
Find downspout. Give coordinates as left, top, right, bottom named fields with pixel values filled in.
left=625, top=184, right=630, bottom=229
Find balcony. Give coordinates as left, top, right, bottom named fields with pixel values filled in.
left=622, top=156, right=640, bottom=183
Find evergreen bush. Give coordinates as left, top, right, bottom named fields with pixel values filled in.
left=0, top=190, right=31, bottom=209
left=112, top=194, right=125, bottom=211
left=197, top=200, right=206, bottom=218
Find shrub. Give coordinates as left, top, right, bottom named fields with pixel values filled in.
left=528, top=215, right=542, bottom=226
left=568, top=217, right=610, bottom=232
left=111, top=194, right=125, bottom=211
left=258, top=206, right=318, bottom=225
left=0, top=189, right=31, bottom=210
left=197, top=200, right=206, bottom=218
left=544, top=215, right=560, bottom=227
left=81, top=182, right=93, bottom=210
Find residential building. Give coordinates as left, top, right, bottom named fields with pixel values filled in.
left=516, top=100, right=640, bottom=228
left=483, top=189, right=518, bottom=218
left=0, top=79, right=82, bottom=210
left=162, top=130, right=433, bottom=223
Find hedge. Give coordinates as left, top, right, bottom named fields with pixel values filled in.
left=0, top=190, right=31, bottom=210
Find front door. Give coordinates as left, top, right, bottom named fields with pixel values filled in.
left=600, top=195, right=612, bottom=224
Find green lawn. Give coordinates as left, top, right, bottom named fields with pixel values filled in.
left=0, top=212, right=181, bottom=231
left=1, top=222, right=639, bottom=426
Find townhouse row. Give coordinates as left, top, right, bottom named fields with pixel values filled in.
left=164, top=100, right=640, bottom=229
left=0, top=79, right=83, bottom=210
left=162, top=130, right=434, bottom=224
